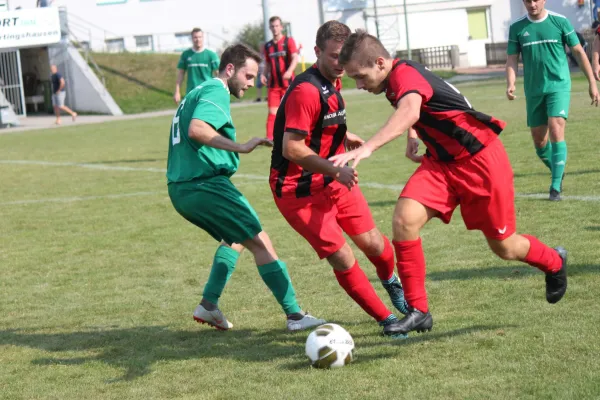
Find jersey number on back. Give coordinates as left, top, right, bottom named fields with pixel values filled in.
left=171, top=99, right=186, bottom=145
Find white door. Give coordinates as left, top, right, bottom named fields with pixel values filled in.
left=0, top=50, right=26, bottom=116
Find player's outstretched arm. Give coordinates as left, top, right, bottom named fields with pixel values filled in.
left=570, top=44, right=600, bottom=106
left=330, top=93, right=422, bottom=168
left=283, top=132, right=357, bottom=189
left=188, top=119, right=272, bottom=153
left=505, top=54, right=519, bottom=100
left=592, top=35, right=600, bottom=82
left=345, top=132, right=365, bottom=150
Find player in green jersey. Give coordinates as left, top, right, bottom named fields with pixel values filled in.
left=506, top=0, right=599, bottom=201
left=174, top=28, right=220, bottom=104
left=167, top=43, right=325, bottom=331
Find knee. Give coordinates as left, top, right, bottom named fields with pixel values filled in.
left=355, top=230, right=383, bottom=256
left=393, top=211, right=422, bottom=237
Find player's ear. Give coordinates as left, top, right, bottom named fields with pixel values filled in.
left=314, top=45, right=321, bottom=59
left=225, top=63, right=235, bottom=79
left=376, top=57, right=385, bottom=70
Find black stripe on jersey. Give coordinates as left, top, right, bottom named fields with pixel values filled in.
left=467, top=110, right=503, bottom=135
left=419, top=112, right=484, bottom=157
left=395, top=89, right=422, bottom=106
left=273, top=41, right=285, bottom=88
left=414, top=126, right=455, bottom=162
left=296, top=97, right=329, bottom=198
left=286, top=128, right=309, bottom=135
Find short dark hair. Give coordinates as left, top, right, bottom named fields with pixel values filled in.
left=218, top=43, right=262, bottom=73
left=269, top=16, right=282, bottom=24
left=316, top=20, right=351, bottom=50
left=339, top=29, right=391, bottom=66
left=191, top=28, right=202, bottom=35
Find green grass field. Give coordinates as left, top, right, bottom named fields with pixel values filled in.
left=1, top=78, right=599, bottom=399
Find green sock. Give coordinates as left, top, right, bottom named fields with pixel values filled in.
left=257, top=260, right=301, bottom=315
left=550, top=141, right=567, bottom=192
left=535, top=141, right=552, bottom=171
left=201, top=245, right=239, bottom=305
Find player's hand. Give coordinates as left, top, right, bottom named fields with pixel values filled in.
left=240, top=137, right=273, bottom=153
left=506, top=85, right=516, bottom=101
left=334, top=166, right=358, bottom=189
left=329, top=146, right=373, bottom=169
left=282, top=71, right=292, bottom=81
left=405, top=137, right=423, bottom=163
left=345, top=132, right=365, bottom=150
left=589, top=84, right=599, bottom=107
left=174, top=91, right=181, bottom=105
left=260, top=74, right=268, bottom=86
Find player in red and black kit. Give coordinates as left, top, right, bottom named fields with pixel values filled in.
left=261, top=16, right=298, bottom=140
left=270, top=21, right=410, bottom=338
left=593, top=24, right=600, bottom=81
left=332, top=31, right=568, bottom=336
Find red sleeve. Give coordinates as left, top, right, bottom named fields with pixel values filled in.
left=596, top=26, right=600, bottom=36
left=284, top=83, right=320, bottom=135
left=288, top=37, right=298, bottom=54
left=388, top=65, right=433, bottom=107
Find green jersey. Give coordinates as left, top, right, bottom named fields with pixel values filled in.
left=508, top=11, right=579, bottom=97
left=166, top=78, right=239, bottom=183
left=177, top=48, right=220, bottom=94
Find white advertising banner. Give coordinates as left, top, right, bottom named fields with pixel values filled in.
left=0, top=8, right=61, bottom=50
left=0, top=1, right=8, bottom=12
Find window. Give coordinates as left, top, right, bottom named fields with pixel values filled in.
left=135, top=35, right=154, bottom=52
left=175, top=32, right=192, bottom=51
left=105, top=38, right=125, bottom=53
left=467, top=9, right=489, bottom=40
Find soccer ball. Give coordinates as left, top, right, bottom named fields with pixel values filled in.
left=305, top=323, right=354, bottom=368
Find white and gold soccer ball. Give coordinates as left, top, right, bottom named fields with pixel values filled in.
left=305, top=323, right=354, bottom=368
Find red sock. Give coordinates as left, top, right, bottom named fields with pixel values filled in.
left=334, top=261, right=393, bottom=322
left=366, top=235, right=395, bottom=281
left=393, top=238, right=428, bottom=313
left=266, top=113, right=276, bottom=140
left=522, top=234, right=562, bottom=273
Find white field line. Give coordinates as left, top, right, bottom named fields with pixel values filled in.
left=1, top=159, right=600, bottom=203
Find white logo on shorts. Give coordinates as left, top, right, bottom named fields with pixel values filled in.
left=497, top=226, right=507, bottom=234
left=559, top=110, right=566, bottom=115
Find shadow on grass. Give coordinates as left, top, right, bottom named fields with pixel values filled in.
left=584, top=226, right=600, bottom=231
left=281, top=323, right=512, bottom=370
left=0, top=327, right=308, bottom=381
left=427, top=263, right=600, bottom=281
left=97, top=64, right=172, bottom=97
left=367, top=200, right=398, bottom=208
left=0, top=321, right=512, bottom=380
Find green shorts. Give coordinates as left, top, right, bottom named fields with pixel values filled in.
left=526, top=92, right=570, bottom=127
left=168, top=175, right=262, bottom=245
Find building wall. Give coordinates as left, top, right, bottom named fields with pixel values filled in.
left=7, top=0, right=596, bottom=63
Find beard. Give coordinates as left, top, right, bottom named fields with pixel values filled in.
left=227, top=76, right=245, bottom=99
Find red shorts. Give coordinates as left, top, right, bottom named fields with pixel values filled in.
left=273, top=181, right=376, bottom=259
left=400, top=139, right=516, bottom=240
left=267, top=87, right=287, bottom=108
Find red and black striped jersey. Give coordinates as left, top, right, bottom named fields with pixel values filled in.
left=270, top=66, right=346, bottom=198
left=596, top=25, right=600, bottom=36
left=385, top=59, right=506, bottom=162
left=264, top=36, right=298, bottom=89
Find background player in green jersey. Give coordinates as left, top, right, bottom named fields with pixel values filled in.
left=166, top=43, right=325, bottom=331
left=173, top=28, right=220, bottom=104
left=506, top=0, right=599, bottom=201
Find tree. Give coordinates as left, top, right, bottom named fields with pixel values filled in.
left=235, top=21, right=264, bottom=52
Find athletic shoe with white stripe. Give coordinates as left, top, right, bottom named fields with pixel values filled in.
left=286, top=313, right=326, bottom=332
left=193, top=304, right=233, bottom=331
